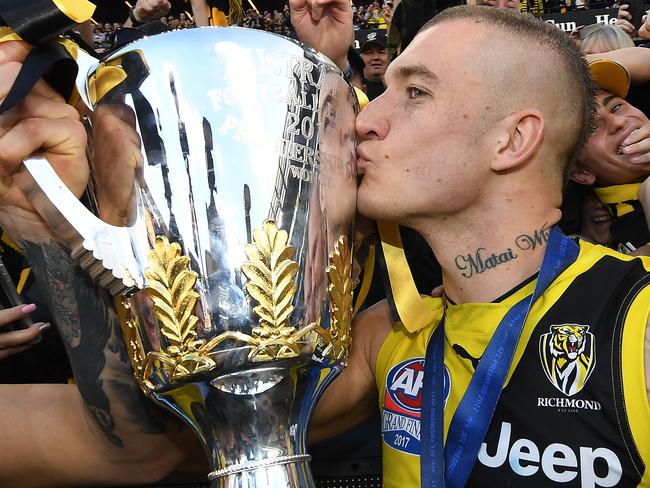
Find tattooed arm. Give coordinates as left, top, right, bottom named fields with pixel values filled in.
left=0, top=41, right=200, bottom=486
left=0, top=235, right=197, bottom=486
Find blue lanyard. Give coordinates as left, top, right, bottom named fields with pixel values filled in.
left=420, top=226, right=579, bottom=488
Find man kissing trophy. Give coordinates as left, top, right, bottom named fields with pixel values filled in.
left=18, top=23, right=358, bottom=487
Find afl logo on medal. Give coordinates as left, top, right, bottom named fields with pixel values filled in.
left=382, top=358, right=450, bottom=455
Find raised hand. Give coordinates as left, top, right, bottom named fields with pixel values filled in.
left=637, top=10, right=650, bottom=40
left=616, top=4, right=636, bottom=35
left=0, top=41, right=89, bottom=242
left=290, top=0, right=354, bottom=69
left=131, top=0, right=171, bottom=24
left=620, top=122, right=650, bottom=168
left=0, top=304, right=49, bottom=360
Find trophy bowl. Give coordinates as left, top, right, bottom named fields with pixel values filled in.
left=21, top=27, right=358, bottom=487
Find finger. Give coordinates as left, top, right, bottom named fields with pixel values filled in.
left=430, top=285, right=444, bottom=298
left=631, top=244, right=650, bottom=256
left=630, top=153, right=650, bottom=164
left=0, top=41, right=30, bottom=66
left=0, top=117, right=87, bottom=172
left=617, top=20, right=634, bottom=32
left=0, top=92, right=79, bottom=139
left=622, top=137, right=650, bottom=156
left=0, top=303, right=36, bottom=327
left=623, top=141, right=650, bottom=160
left=310, top=0, right=324, bottom=21
left=619, top=10, right=632, bottom=20
left=0, top=322, right=46, bottom=348
left=622, top=127, right=650, bottom=147
left=289, top=0, right=309, bottom=12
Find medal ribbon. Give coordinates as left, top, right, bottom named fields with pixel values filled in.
left=420, top=226, right=579, bottom=488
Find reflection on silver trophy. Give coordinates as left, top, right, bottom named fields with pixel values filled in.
left=19, top=27, right=358, bottom=487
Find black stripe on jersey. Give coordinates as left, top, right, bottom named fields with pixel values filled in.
left=611, top=268, right=650, bottom=479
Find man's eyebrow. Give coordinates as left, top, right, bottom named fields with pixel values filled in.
left=601, top=94, right=619, bottom=108
left=394, top=64, right=440, bottom=85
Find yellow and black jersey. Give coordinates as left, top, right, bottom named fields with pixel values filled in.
left=0, top=231, right=32, bottom=300
left=594, top=184, right=650, bottom=251
left=376, top=240, right=650, bottom=487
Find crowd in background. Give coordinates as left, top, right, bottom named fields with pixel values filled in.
left=90, top=0, right=395, bottom=52
left=88, top=0, right=646, bottom=53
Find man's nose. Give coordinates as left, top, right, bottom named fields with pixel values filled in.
left=604, top=112, right=627, bottom=134
left=356, top=96, right=390, bottom=141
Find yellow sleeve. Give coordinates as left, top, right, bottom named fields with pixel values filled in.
left=622, top=281, right=650, bottom=485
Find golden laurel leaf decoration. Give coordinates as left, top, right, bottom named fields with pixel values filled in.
left=116, top=297, right=153, bottom=393
left=142, top=236, right=215, bottom=381
left=241, top=220, right=308, bottom=361
left=319, top=235, right=353, bottom=361
left=118, top=227, right=354, bottom=390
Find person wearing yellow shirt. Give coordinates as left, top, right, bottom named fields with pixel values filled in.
left=290, top=0, right=650, bottom=486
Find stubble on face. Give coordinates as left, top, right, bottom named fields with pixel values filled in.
left=354, top=22, right=501, bottom=227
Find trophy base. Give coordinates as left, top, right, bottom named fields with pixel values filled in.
left=208, top=454, right=314, bottom=487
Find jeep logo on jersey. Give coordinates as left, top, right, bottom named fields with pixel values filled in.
left=478, top=421, right=622, bottom=488
left=382, top=358, right=450, bottom=455
left=539, top=324, right=596, bottom=396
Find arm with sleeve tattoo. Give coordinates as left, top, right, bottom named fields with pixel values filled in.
left=19, top=238, right=161, bottom=446
left=0, top=234, right=201, bottom=486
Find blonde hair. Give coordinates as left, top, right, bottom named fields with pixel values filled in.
left=580, top=24, right=634, bottom=54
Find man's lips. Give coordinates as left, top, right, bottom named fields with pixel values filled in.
left=356, top=147, right=371, bottom=173
left=356, top=156, right=369, bottom=173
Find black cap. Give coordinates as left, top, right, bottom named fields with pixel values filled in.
left=359, top=29, right=387, bottom=52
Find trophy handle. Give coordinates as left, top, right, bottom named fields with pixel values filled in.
left=17, top=156, right=150, bottom=295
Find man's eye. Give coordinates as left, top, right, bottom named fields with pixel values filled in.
left=408, top=87, right=425, bottom=99
left=611, top=103, right=623, bottom=113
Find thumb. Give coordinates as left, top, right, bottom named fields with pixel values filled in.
left=430, top=285, right=444, bottom=298
left=310, top=0, right=324, bottom=21
left=0, top=41, right=31, bottom=67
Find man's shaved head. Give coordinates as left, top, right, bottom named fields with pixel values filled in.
left=421, top=6, right=597, bottom=181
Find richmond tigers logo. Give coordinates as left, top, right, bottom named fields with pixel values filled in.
left=539, top=324, right=596, bottom=396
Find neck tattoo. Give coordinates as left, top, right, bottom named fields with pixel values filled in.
left=454, top=223, right=550, bottom=279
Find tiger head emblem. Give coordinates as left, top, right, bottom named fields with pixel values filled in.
left=539, top=324, right=596, bottom=397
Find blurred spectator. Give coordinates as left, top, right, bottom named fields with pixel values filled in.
left=467, top=0, right=521, bottom=10
left=347, top=47, right=370, bottom=108
left=579, top=187, right=614, bottom=245
left=359, top=30, right=388, bottom=100
left=580, top=24, right=634, bottom=54
left=570, top=59, right=650, bottom=254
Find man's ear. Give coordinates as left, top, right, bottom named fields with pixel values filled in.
left=569, top=167, right=596, bottom=186
left=490, top=110, right=544, bottom=172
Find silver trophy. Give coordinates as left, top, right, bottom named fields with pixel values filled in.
left=19, top=27, right=358, bottom=486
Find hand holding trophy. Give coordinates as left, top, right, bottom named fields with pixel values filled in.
left=16, top=26, right=358, bottom=487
